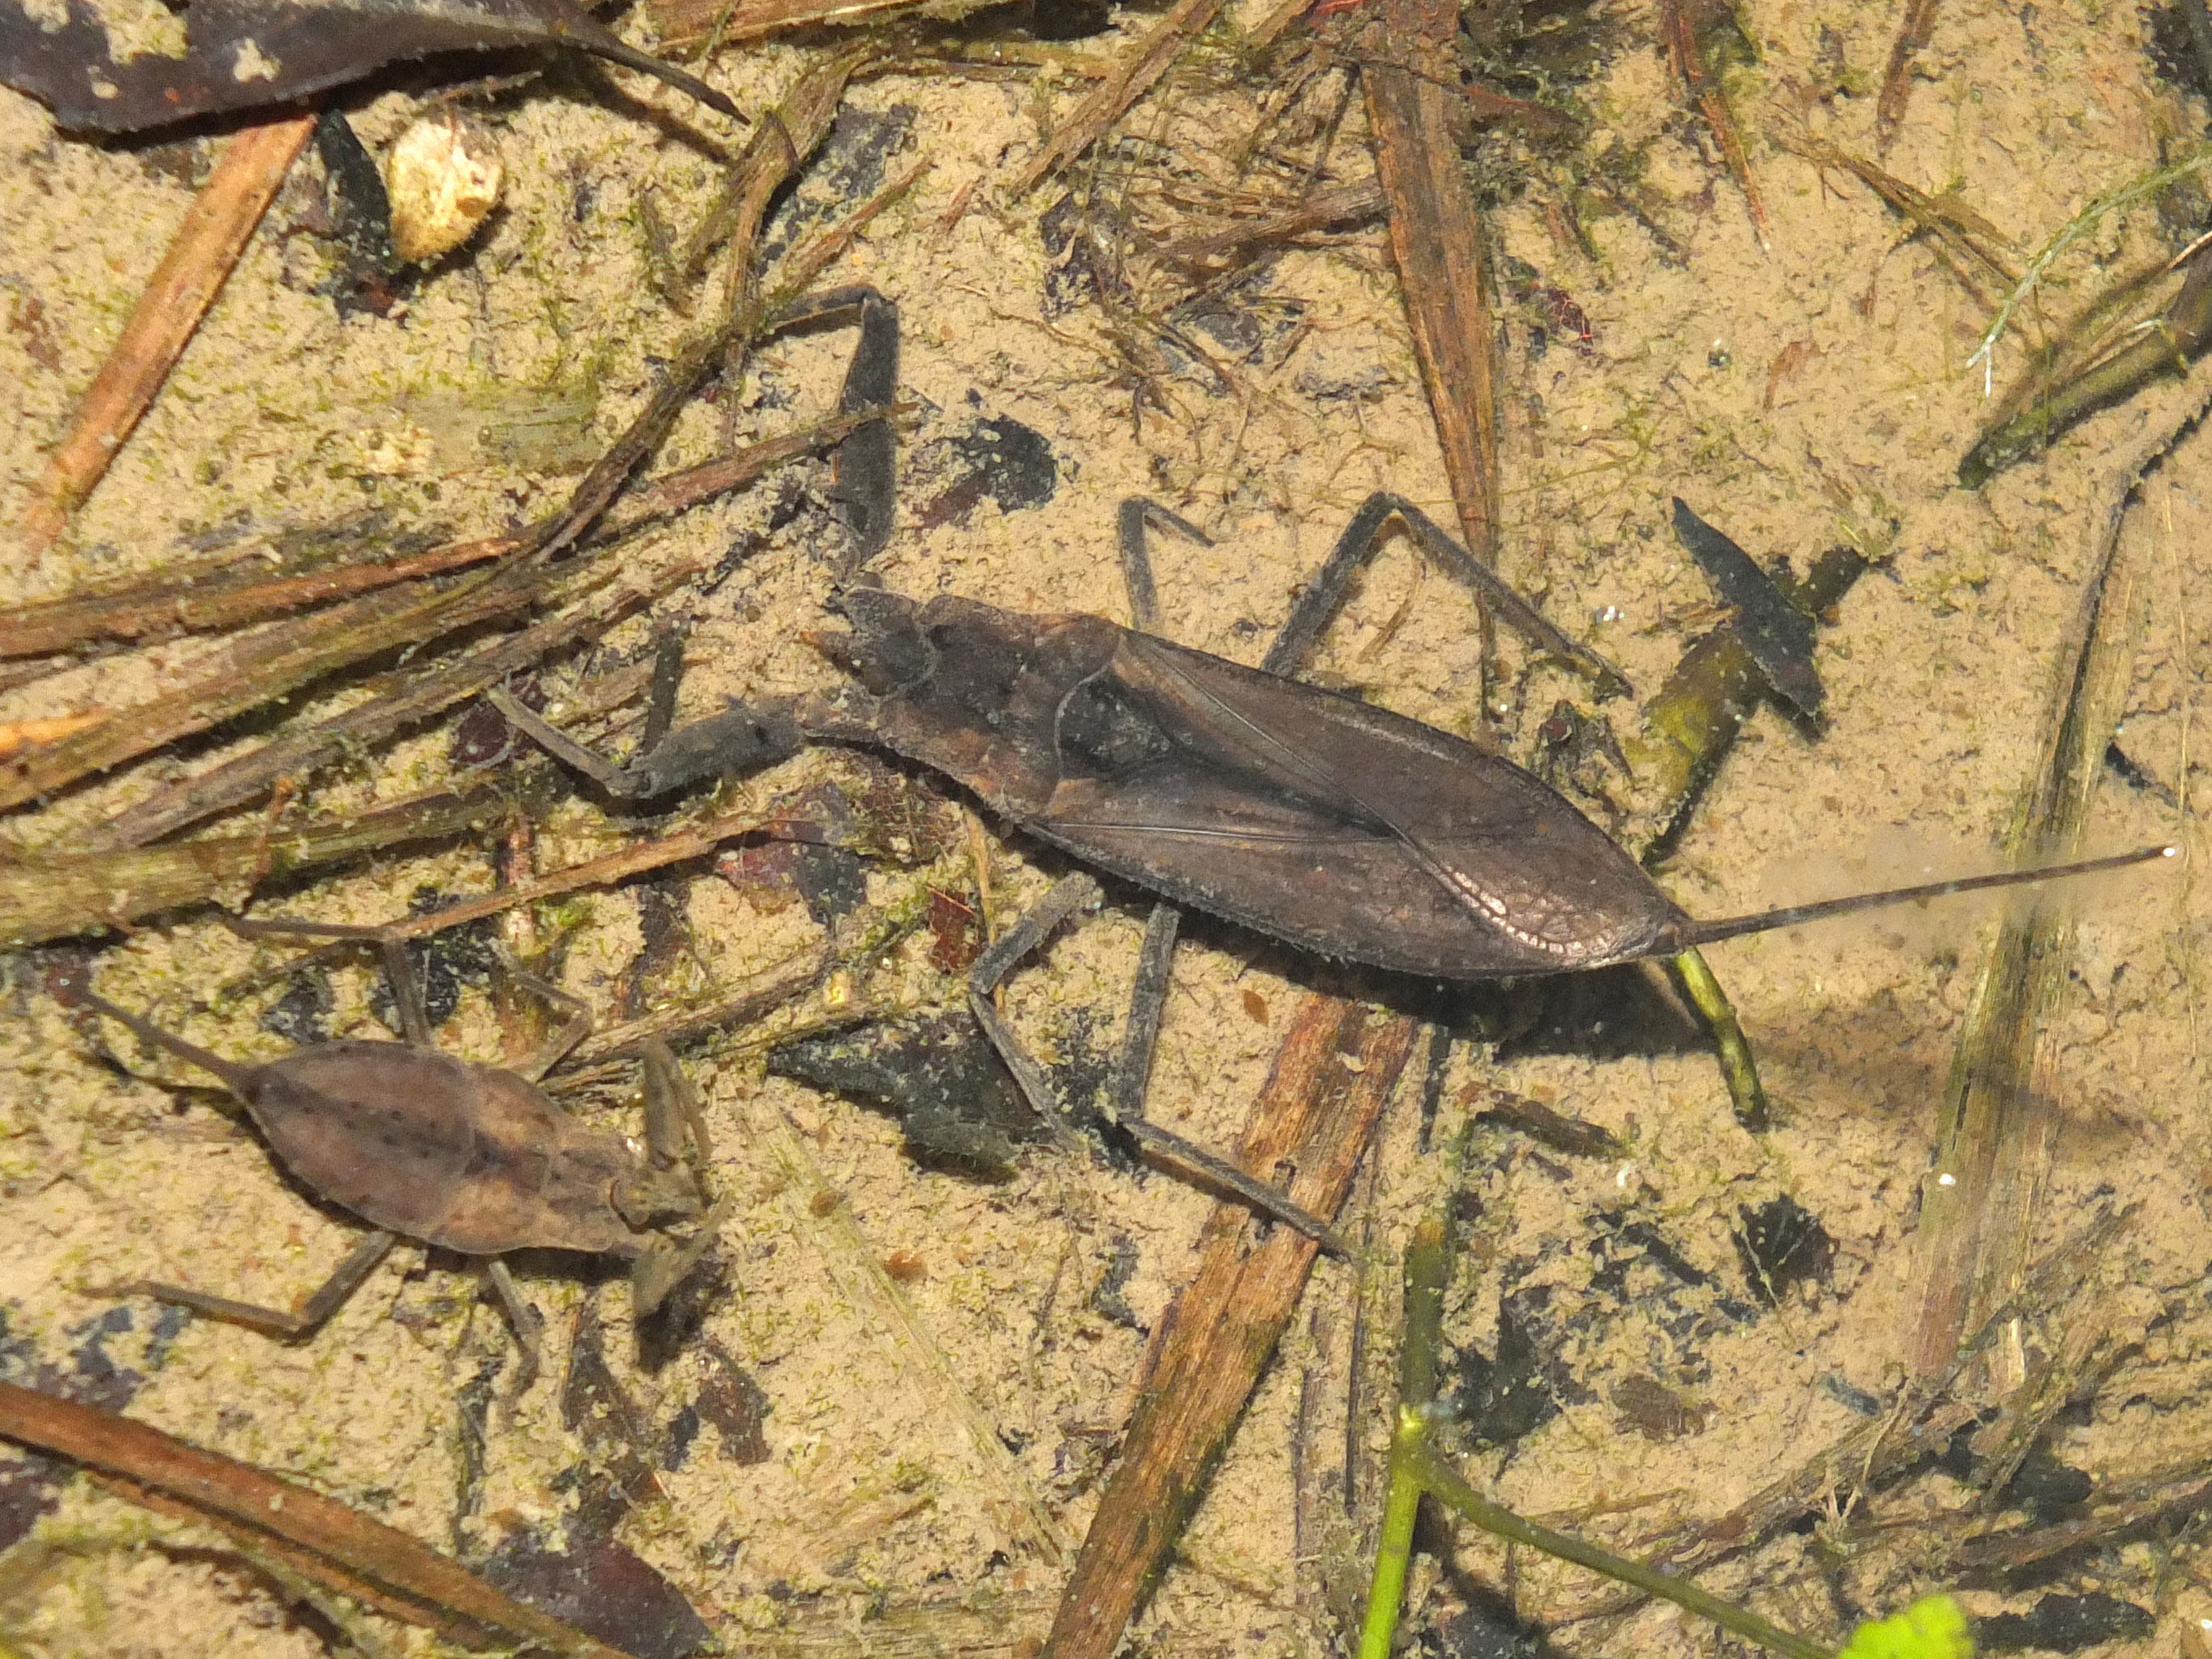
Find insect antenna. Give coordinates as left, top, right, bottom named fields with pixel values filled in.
left=1675, top=842, right=2176, bottom=950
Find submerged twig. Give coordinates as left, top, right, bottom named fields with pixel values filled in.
left=2, top=567, right=532, bottom=815
left=0, top=1379, right=629, bottom=1657
left=0, top=781, right=524, bottom=947
left=1660, top=0, right=1770, bottom=251
left=1960, top=247, right=2212, bottom=486
left=0, top=531, right=510, bottom=661
left=1153, top=178, right=1386, bottom=268
left=1775, top=126, right=2015, bottom=290
left=63, top=408, right=885, bottom=852
left=17, top=112, right=316, bottom=558
left=76, top=540, right=661, bottom=850
left=677, top=45, right=873, bottom=296
left=1874, top=0, right=1942, bottom=145
left=1042, top=996, right=1417, bottom=1659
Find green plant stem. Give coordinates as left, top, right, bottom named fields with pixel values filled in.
left=1668, top=945, right=1768, bottom=1131
left=1407, top=1442, right=1834, bottom=1659
left=1354, top=1426, right=1427, bottom=1659
left=1353, top=1219, right=1840, bottom=1659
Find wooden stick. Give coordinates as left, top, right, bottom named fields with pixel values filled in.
left=1363, top=0, right=1501, bottom=561
left=0, top=1379, right=630, bottom=1657
left=0, top=535, right=515, bottom=662
left=0, top=711, right=104, bottom=759
left=1041, top=996, right=1417, bottom=1659
left=19, top=112, right=316, bottom=558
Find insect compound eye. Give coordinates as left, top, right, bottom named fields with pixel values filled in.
left=1055, top=673, right=1174, bottom=779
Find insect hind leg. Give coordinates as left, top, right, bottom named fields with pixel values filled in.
left=97, top=1228, right=398, bottom=1341
left=967, top=876, right=1352, bottom=1256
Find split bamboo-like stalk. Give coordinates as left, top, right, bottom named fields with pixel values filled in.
left=1041, top=996, right=1417, bottom=1659
left=19, top=113, right=316, bottom=558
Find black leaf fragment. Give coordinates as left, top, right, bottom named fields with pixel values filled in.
left=1670, top=497, right=1824, bottom=720
left=0, top=0, right=741, bottom=135
left=769, top=1012, right=1042, bottom=1168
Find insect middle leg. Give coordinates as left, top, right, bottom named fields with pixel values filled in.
left=963, top=872, right=1352, bottom=1254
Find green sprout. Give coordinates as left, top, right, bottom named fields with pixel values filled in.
left=1353, top=1219, right=1975, bottom=1659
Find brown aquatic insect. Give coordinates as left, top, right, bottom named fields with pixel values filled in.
left=54, top=917, right=720, bottom=1366
left=490, top=291, right=2176, bottom=1254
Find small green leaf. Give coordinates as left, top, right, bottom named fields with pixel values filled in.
left=1841, top=1595, right=1973, bottom=1659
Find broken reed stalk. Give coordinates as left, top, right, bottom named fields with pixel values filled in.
left=1908, top=390, right=2200, bottom=1385
left=0, top=1379, right=629, bottom=1657
left=1363, top=0, right=1501, bottom=562
left=2, top=566, right=530, bottom=815
left=18, top=112, right=316, bottom=558
left=77, top=545, right=690, bottom=849
left=1875, top=0, right=1943, bottom=146
left=678, top=45, right=870, bottom=294
left=0, top=712, right=103, bottom=757
left=0, top=532, right=513, bottom=661
left=32, top=409, right=882, bottom=854
left=1008, top=0, right=1233, bottom=196
left=1041, top=995, right=1417, bottom=1659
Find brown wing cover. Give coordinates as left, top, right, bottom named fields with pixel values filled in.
left=244, top=1043, right=634, bottom=1255
left=856, top=595, right=1687, bottom=979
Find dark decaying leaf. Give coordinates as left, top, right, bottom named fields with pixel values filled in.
left=0, top=0, right=740, bottom=134
left=769, top=1013, right=1042, bottom=1166
left=1669, top=498, right=1824, bottom=720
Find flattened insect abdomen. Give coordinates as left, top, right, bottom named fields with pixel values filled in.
left=244, top=1042, right=478, bottom=1239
